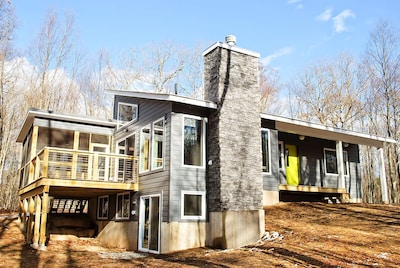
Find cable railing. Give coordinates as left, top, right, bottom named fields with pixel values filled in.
left=19, top=147, right=139, bottom=187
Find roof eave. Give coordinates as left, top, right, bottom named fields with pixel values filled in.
left=261, top=113, right=396, bottom=147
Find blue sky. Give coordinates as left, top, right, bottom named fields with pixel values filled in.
left=11, top=0, right=400, bottom=84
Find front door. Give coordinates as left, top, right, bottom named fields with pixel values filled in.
left=139, top=195, right=161, bottom=253
left=285, top=144, right=300, bottom=186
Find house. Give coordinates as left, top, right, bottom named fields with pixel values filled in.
left=17, top=36, right=395, bottom=253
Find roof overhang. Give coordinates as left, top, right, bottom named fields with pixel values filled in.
left=16, top=109, right=117, bottom=143
left=262, top=114, right=397, bottom=148
left=106, top=89, right=218, bottom=109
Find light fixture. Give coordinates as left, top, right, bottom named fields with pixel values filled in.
left=299, top=135, right=305, bottom=141
left=343, top=143, right=349, bottom=147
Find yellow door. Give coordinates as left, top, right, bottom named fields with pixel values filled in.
left=285, top=144, right=300, bottom=186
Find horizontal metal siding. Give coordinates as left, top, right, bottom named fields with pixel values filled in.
left=114, top=96, right=172, bottom=222
left=169, top=113, right=207, bottom=222
left=263, top=129, right=280, bottom=191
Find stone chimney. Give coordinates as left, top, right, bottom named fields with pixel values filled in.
left=203, top=36, right=264, bottom=248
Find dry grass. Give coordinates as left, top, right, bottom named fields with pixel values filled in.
left=1, top=202, right=399, bottom=267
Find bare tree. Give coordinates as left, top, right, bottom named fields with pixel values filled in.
left=0, top=0, right=20, bottom=210
left=290, top=53, right=365, bottom=129
left=259, top=63, right=281, bottom=113
left=362, top=20, right=400, bottom=203
left=104, top=41, right=206, bottom=97
left=24, top=9, right=83, bottom=113
left=78, top=50, right=112, bottom=118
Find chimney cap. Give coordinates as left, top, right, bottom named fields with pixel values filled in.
left=225, top=35, right=236, bottom=46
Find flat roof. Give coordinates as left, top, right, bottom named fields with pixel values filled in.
left=106, top=89, right=218, bottom=109
left=261, top=113, right=397, bottom=147
left=16, top=109, right=116, bottom=142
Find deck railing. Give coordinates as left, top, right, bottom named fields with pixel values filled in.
left=20, top=147, right=139, bottom=187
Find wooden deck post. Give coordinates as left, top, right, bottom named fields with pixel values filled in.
left=26, top=197, right=35, bottom=244
left=38, top=188, right=49, bottom=250
left=28, top=126, right=39, bottom=184
left=20, top=199, right=28, bottom=234
left=378, top=147, right=389, bottom=203
left=42, top=148, right=49, bottom=178
left=71, top=131, right=80, bottom=180
left=32, top=195, right=42, bottom=249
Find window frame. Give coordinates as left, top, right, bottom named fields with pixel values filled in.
left=116, top=192, right=130, bottom=220
left=116, top=133, right=136, bottom=181
left=261, top=128, right=272, bottom=174
left=151, top=118, right=165, bottom=171
left=97, top=195, right=109, bottom=220
left=182, top=115, right=206, bottom=168
left=180, top=190, right=206, bottom=220
left=324, top=148, right=349, bottom=176
left=117, top=102, right=138, bottom=128
left=139, top=125, right=151, bottom=173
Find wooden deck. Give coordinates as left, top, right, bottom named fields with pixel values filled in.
left=279, top=184, right=347, bottom=194
left=19, top=147, right=139, bottom=194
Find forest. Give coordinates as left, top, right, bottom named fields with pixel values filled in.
left=1, top=0, right=399, bottom=210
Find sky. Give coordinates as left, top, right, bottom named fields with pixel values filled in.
left=10, top=0, right=400, bottom=86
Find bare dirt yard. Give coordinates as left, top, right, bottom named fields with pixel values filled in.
left=1, top=202, right=399, bottom=267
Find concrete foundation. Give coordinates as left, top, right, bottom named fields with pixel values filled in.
left=206, top=210, right=264, bottom=249
left=263, top=191, right=280, bottom=206
left=96, top=221, right=138, bottom=250
left=161, top=222, right=206, bottom=253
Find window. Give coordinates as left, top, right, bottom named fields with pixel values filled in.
left=278, top=141, right=285, bottom=171
left=140, top=126, right=151, bottom=172
left=97, top=195, right=109, bottom=220
left=116, top=134, right=135, bottom=181
left=324, top=149, right=349, bottom=175
left=152, top=119, right=164, bottom=170
left=181, top=191, right=206, bottom=220
left=261, top=129, right=271, bottom=173
left=117, top=103, right=138, bottom=128
left=116, top=192, right=130, bottom=220
left=183, top=117, right=205, bottom=167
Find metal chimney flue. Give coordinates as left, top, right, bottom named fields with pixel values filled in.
left=225, top=35, right=236, bottom=46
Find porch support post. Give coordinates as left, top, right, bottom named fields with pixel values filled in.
left=378, top=147, right=389, bottom=204
left=336, top=141, right=345, bottom=189
left=32, top=195, right=42, bottom=249
left=38, top=187, right=49, bottom=250
left=26, top=197, right=35, bottom=244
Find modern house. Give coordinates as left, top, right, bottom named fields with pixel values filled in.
left=17, top=36, right=394, bottom=253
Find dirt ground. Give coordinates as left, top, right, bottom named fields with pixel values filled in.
left=1, top=202, right=399, bottom=267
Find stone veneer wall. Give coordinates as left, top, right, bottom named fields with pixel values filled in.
left=204, top=45, right=263, bottom=212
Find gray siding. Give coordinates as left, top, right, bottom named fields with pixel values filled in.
left=114, top=95, right=172, bottom=222
left=262, top=129, right=280, bottom=191
left=169, top=113, right=207, bottom=222
left=269, top=131, right=362, bottom=199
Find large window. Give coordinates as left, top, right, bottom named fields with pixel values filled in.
left=324, top=148, right=349, bottom=175
left=97, top=195, right=109, bottom=220
left=183, top=116, right=205, bottom=167
left=152, top=119, right=164, bottom=170
left=261, top=129, right=271, bottom=173
left=181, top=191, right=206, bottom=220
left=117, top=134, right=135, bottom=181
left=140, top=126, right=151, bottom=172
left=139, top=118, right=165, bottom=173
left=117, top=103, right=138, bottom=128
left=116, top=192, right=130, bottom=220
